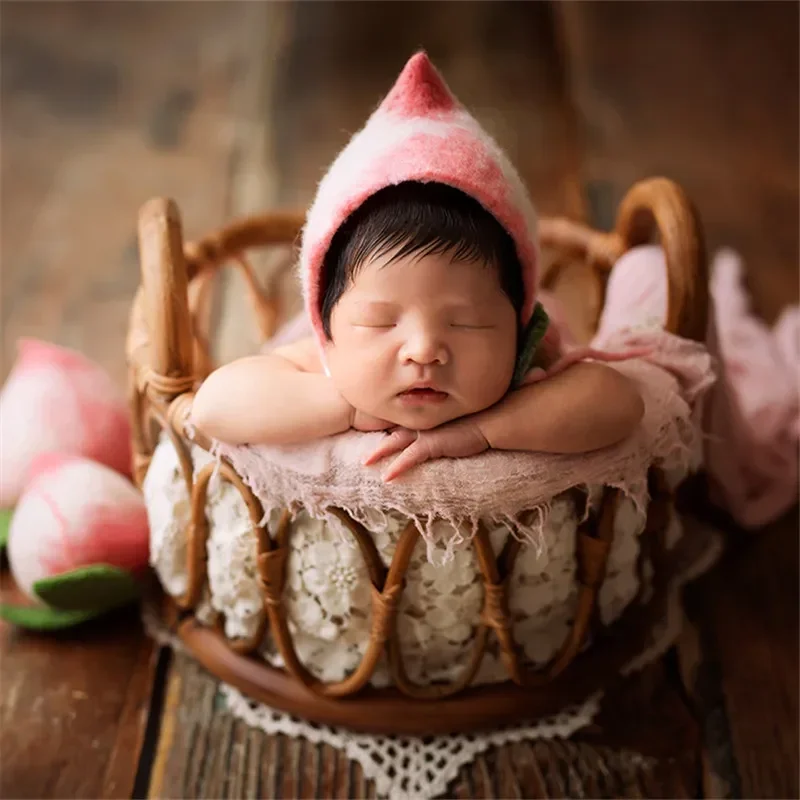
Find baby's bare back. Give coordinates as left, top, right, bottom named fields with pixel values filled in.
left=270, top=336, right=324, bottom=373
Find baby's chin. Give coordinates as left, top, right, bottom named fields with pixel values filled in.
left=380, top=401, right=477, bottom=431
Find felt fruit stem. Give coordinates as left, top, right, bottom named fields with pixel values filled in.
left=32, top=564, right=140, bottom=611
left=0, top=603, right=101, bottom=631
left=0, top=564, right=141, bottom=631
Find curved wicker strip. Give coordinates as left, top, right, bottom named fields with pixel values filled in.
left=177, top=461, right=212, bottom=611
left=327, top=508, right=389, bottom=588
left=129, top=374, right=153, bottom=486
left=256, top=511, right=419, bottom=698
left=614, top=178, right=709, bottom=342
left=190, top=460, right=271, bottom=653
left=385, top=523, right=489, bottom=699
left=182, top=210, right=304, bottom=278
left=537, top=489, right=620, bottom=682
left=149, top=405, right=194, bottom=495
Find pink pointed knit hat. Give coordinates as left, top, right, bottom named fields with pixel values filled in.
left=299, top=51, right=540, bottom=349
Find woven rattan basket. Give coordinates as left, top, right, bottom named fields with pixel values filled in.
left=128, top=177, right=708, bottom=735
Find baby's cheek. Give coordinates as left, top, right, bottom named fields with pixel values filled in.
left=469, top=372, right=510, bottom=412
left=330, top=356, right=387, bottom=413
left=461, top=311, right=518, bottom=396
left=459, top=342, right=515, bottom=411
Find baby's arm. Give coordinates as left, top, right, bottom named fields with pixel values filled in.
left=365, top=361, right=645, bottom=481
left=190, top=337, right=353, bottom=445
left=476, top=362, right=644, bottom=454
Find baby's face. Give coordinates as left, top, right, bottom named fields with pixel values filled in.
left=324, top=248, right=518, bottom=430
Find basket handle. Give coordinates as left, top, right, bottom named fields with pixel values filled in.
left=613, top=177, right=709, bottom=341
left=182, top=211, right=304, bottom=277
left=539, top=177, right=709, bottom=341
left=137, top=197, right=195, bottom=398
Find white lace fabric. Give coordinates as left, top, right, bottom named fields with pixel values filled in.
left=144, top=436, right=675, bottom=687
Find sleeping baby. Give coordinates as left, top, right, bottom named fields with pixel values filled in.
left=190, top=52, right=644, bottom=481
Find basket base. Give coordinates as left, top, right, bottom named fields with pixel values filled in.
left=148, top=521, right=719, bottom=736
left=170, top=595, right=659, bottom=736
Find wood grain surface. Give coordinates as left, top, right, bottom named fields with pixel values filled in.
left=0, top=571, right=157, bottom=799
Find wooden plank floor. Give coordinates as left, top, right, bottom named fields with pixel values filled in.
left=1, top=2, right=797, bottom=798
left=0, top=3, right=265, bottom=797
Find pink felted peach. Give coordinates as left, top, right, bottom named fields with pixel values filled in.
left=1, top=453, right=149, bottom=629
left=0, top=338, right=132, bottom=510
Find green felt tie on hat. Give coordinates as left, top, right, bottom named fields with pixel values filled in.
left=511, top=302, right=550, bottom=389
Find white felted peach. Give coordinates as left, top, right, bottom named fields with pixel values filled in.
left=7, top=453, right=149, bottom=604
left=0, top=338, right=132, bottom=508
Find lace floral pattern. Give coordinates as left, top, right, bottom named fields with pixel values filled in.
left=144, top=438, right=663, bottom=686
left=265, top=509, right=376, bottom=681
left=144, top=439, right=190, bottom=599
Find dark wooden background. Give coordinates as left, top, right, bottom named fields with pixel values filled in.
left=1, top=2, right=797, bottom=797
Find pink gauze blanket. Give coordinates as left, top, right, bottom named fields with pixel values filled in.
left=596, top=245, right=798, bottom=529
left=209, top=246, right=797, bottom=561
left=702, top=251, right=798, bottom=527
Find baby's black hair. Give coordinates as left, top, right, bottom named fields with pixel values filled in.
left=319, top=181, right=525, bottom=338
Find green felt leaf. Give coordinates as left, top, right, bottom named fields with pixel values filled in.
left=512, top=302, right=550, bottom=388
left=33, top=564, right=140, bottom=612
left=0, top=508, right=12, bottom=549
left=0, top=602, right=101, bottom=631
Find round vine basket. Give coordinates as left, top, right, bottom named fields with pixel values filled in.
left=128, top=177, right=709, bottom=736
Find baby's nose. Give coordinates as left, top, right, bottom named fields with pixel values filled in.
left=401, top=329, right=448, bottom=366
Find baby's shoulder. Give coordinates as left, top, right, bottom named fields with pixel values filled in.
left=272, top=336, right=324, bottom=373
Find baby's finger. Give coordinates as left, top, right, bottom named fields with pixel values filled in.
left=382, top=440, right=430, bottom=482
left=520, top=367, right=547, bottom=386
left=362, top=429, right=416, bottom=466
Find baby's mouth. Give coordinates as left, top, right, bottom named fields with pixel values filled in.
left=397, top=386, right=449, bottom=405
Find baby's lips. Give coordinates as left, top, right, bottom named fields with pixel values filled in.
left=0, top=338, right=132, bottom=507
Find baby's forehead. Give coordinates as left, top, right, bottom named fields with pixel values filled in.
left=342, top=267, right=511, bottom=320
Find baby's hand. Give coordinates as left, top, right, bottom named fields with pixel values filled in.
left=351, top=408, right=395, bottom=433
left=363, top=418, right=489, bottom=482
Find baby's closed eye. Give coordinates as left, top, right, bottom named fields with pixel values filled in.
left=449, top=322, right=496, bottom=329
left=351, top=312, right=398, bottom=328
left=353, top=321, right=396, bottom=329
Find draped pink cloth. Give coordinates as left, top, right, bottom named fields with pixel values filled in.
left=595, top=245, right=799, bottom=528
